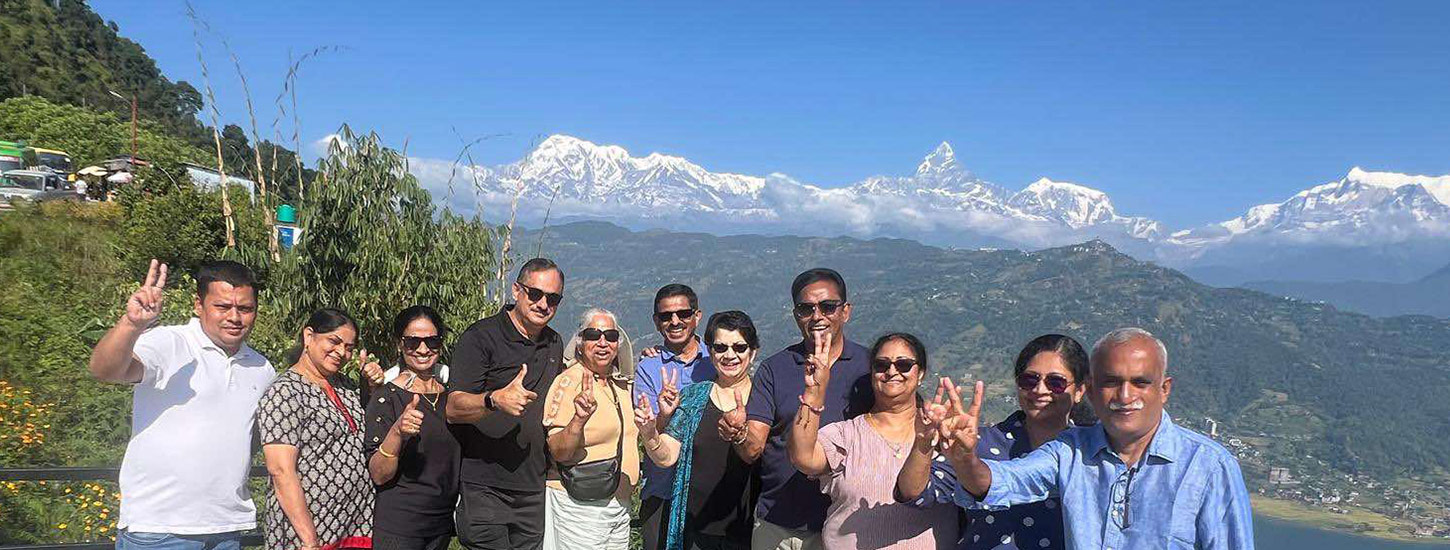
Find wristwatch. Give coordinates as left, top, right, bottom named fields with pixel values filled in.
left=484, top=391, right=497, bottom=411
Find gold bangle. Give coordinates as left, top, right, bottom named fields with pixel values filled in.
left=377, top=448, right=397, bottom=459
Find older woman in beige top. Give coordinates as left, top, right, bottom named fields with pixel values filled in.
left=542, top=307, right=639, bottom=550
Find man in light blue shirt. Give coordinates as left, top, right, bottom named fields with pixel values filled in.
left=939, top=327, right=1254, bottom=549
left=633, top=283, right=714, bottom=550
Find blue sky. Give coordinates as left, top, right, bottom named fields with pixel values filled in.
left=94, top=0, right=1450, bottom=228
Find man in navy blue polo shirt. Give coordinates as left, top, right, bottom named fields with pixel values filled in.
left=634, top=283, right=714, bottom=550
left=720, top=268, right=873, bottom=550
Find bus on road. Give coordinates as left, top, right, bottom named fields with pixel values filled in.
left=0, top=141, right=23, bottom=173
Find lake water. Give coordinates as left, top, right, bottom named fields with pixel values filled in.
left=1256, top=515, right=1450, bottom=549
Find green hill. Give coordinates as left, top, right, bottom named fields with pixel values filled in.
left=529, top=221, right=1450, bottom=479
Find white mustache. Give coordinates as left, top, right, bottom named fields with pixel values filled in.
left=1109, top=401, right=1144, bottom=412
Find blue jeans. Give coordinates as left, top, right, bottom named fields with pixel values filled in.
left=115, top=529, right=243, bottom=550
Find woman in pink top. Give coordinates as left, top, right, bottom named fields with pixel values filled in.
left=789, top=332, right=958, bottom=550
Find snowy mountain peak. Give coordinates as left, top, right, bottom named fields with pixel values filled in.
left=1009, top=177, right=1122, bottom=228
left=916, top=142, right=963, bottom=177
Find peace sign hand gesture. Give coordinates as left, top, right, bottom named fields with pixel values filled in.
left=658, top=366, right=681, bottom=421
left=938, top=378, right=985, bottom=462
left=915, top=380, right=949, bottom=453
left=803, top=331, right=833, bottom=389
left=123, top=259, right=168, bottom=329
left=717, top=386, right=749, bottom=444
left=572, top=372, right=598, bottom=423
left=634, top=393, right=659, bottom=440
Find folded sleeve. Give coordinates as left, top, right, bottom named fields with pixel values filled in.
left=977, top=439, right=1066, bottom=509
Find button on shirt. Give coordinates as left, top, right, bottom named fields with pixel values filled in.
left=447, top=306, right=564, bottom=492
left=119, top=318, right=276, bottom=534
left=909, top=411, right=1067, bottom=550
left=967, top=412, right=1255, bottom=550
left=633, top=338, right=713, bottom=500
left=746, top=339, right=874, bottom=531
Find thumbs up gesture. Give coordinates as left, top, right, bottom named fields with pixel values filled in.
left=491, top=364, right=537, bottom=416
left=392, top=394, right=425, bottom=438
left=360, top=349, right=386, bottom=388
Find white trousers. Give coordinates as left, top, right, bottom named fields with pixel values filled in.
left=542, top=486, right=631, bottom=550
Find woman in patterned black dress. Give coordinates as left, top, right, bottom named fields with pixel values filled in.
left=259, top=309, right=375, bottom=550
left=896, top=334, right=1090, bottom=550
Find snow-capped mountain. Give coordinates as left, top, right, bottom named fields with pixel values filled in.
left=418, top=134, right=1450, bottom=284
left=459, top=135, right=1159, bottom=245
left=1171, top=167, right=1450, bottom=248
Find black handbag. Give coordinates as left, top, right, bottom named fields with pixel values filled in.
left=558, top=380, right=625, bottom=502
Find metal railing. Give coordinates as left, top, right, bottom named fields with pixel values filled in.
left=0, top=467, right=267, bottom=550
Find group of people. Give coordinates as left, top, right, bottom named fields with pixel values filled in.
left=90, top=256, right=1255, bottom=550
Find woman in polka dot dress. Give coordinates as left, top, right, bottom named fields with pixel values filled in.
left=896, top=334, right=1090, bottom=550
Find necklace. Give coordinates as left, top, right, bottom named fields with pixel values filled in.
left=866, top=412, right=912, bottom=458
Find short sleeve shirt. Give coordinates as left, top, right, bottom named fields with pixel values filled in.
left=541, top=362, right=640, bottom=502
left=117, top=319, right=275, bottom=534
left=745, top=339, right=874, bottom=530
left=257, top=371, right=373, bottom=550
left=446, top=306, right=564, bottom=491
left=818, top=416, right=959, bottom=550
left=363, top=381, right=460, bottom=538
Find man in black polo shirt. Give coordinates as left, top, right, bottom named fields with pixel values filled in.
left=446, top=258, right=566, bottom=550
left=720, top=267, right=874, bottom=550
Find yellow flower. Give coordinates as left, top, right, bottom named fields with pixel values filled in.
left=57, top=523, right=67, bottom=529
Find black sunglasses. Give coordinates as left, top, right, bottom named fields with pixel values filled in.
left=654, top=308, right=697, bottom=324
left=793, top=300, right=845, bottom=318
left=579, top=328, right=621, bottom=343
left=401, top=335, right=444, bottom=351
left=517, top=283, right=563, bottom=307
left=710, top=342, right=751, bottom=354
left=871, top=358, right=918, bottom=374
left=1016, top=372, right=1073, bottom=394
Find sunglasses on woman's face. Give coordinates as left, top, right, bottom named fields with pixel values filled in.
left=579, top=328, right=621, bottom=343
left=711, top=342, right=751, bottom=354
left=1016, top=372, right=1072, bottom=394
left=871, top=358, right=918, bottom=374
left=402, top=335, right=444, bottom=351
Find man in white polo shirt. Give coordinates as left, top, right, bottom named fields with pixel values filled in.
left=89, top=259, right=276, bottom=550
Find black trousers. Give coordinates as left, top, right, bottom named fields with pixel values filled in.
left=372, top=530, right=451, bottom=550
left=456, top=482, right=545, bottom=550
left=639, top=496, right=669, bottom=550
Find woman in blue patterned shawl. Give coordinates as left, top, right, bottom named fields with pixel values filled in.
left=634, top=311, right=760, bottom=550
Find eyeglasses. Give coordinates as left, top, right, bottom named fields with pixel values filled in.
left=793, top=300, right=845, bottom=318
left=654, top=308, right=696, bottom=324
left=401, top=335, right=444, bottom=351
left=516, top=283, right=563, bottom=308
left=579, top=328, right=621, bottom=343
left=871, top=358, right=918, bottom=374
left=710, top=342, right=751, bottom=354
left=1016, top=372, right=1073, bottom=394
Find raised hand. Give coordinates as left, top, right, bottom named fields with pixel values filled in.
left=393, top=394, right=424, bottom=438
left=360, top=349, right=385, bottom=387
left=634, top=393, right=658, bottom=440
left=573, top=372, right=598, bottom=422
left=938, top=378, right=984, bottom=460
left=492, top=364, right=537, bottom=416
left=915, top=379, right=949, bottom=451
left=717, top=386, right=748, bottom=443
left=123, top=259, right=168, bottom=328
left=803, top=331, right=833, bottom=389
left=658, top=366, right=681, bottom=420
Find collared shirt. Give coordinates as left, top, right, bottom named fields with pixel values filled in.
left=746, top=339, right=874, bottom=531
left=967, top=411, right=1255, bottom=550
left=633, top=337, right=713, bottom=500
left=446, top=305, right=564, bottom=492
left=119, top=318, right=276, bottom=534
left=908, top=411, right=1067, bottom=550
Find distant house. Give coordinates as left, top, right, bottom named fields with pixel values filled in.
left=184, top=163, right=257, bottom=197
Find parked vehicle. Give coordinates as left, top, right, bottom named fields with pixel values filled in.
left=0, top=169, right=79, bottom=206
left=0, top=141, right=23, bottom=173
left=28, top=148, right=75, bottom=181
